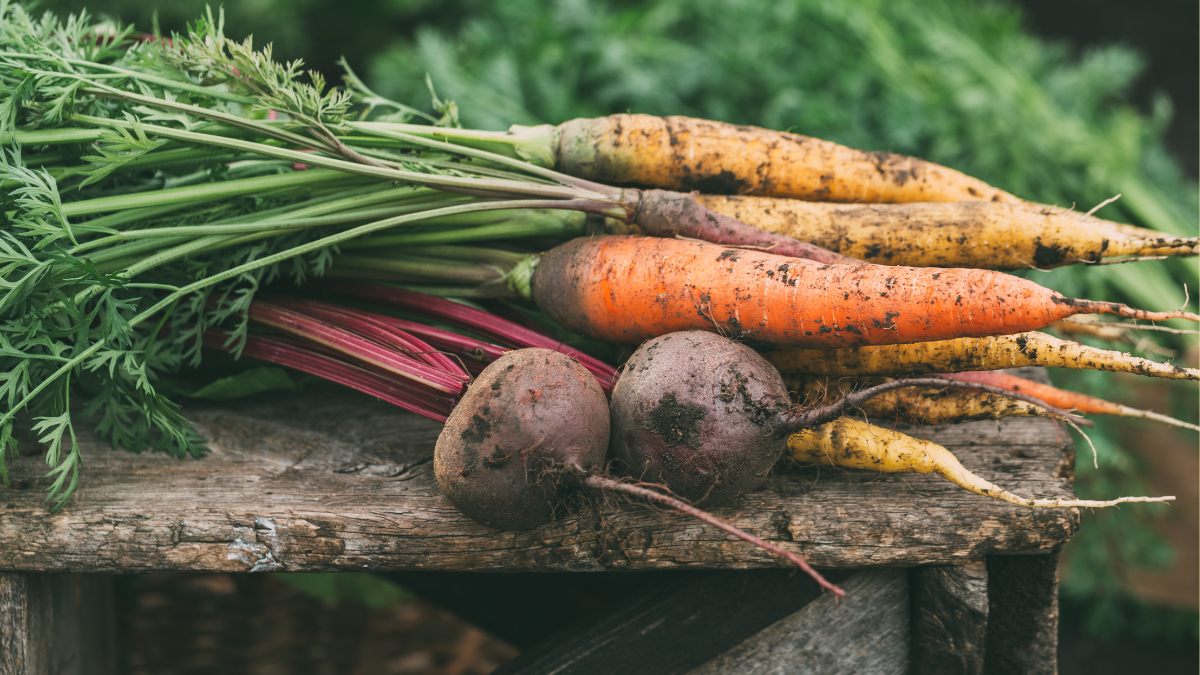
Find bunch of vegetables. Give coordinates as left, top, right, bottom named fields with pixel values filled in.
left=1, top=4, right=1196, bottom=596
left=363, top=0, right=1199, bottom=624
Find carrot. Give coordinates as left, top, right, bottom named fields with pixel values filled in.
left=786, top=417, right=1173, bottom=508
left=529, top=235, right=1199, bottom=348
left=550, top=115, right=1019, bottom=203
left=767, top=331, right=1200, bottom=380
left=384, top=114, right=1014, bottom=203
left=790, top=376, right=1051, bottom=425
left=382, top=115, right=1180, bottom=256
left=693, top=196, right=1199, bottom=268
left=946, top=371, right=1200, bottom=432
left=1048, top=318, right=1195, bottom=360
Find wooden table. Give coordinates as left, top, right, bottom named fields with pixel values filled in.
left=0, top=371, right=1078, bottom=674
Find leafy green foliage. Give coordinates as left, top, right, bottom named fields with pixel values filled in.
left=0, top=1, right=565, bottom=510
left=79, top=114, right=167, bottom=186
left=158, top=7, right=354, bottom=131
left=0, top=3, right=371, bottom=508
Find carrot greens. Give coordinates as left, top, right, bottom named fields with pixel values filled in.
left=0, top=4, right=616, bottom=508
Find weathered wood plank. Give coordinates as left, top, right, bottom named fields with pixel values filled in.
left=493, top=568, right=855, bottom=675
left=686, top=568, right=909, bottom=675
left=0, top=573, right=47, bottom=675
left=0, top=573, right=115, bottom=675
left=984, top=553, right=1061, bottom=675
left=0, top=381, right=1078, bottom=573
left=910, top=562, right=988, bottom=675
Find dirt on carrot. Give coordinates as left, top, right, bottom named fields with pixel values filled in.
left=789, top=375, right=1052, bottom=425
left=548, top=114, right=1020, bottom=204
left=767, top=331, right=1200, bottom=380
left=786, top=417, right=1173, bottom=508
left=529, top=235, right=1198, bottom=348
left=694, top=196, right=1198, bottom=268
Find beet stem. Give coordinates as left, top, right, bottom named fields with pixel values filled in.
left=629, top=189, right=859, bottom=265
left=202, top=331, right=454, bottom=421
left=579, top=473, right=845, bottom=597
left=326, top=281, right=618, bottom=391
left=261, top=296, right=470, bottom=377
left=780, top=377, right=1092, bottom=432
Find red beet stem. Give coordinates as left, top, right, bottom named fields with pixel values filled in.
left=202, top=331, right=454, bottom=421
left=262, top=296, right=508, bottom=375
left=326, top=281, right=618, bottom=391
left=580, top=474, right=845, bottom=597
left=261, top=296, right=468, bottom=378
left=249, top=302, right=470, bottom=395
left=373, top=316, right=511, bottom=364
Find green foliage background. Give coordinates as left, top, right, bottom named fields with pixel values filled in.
left=35, top=0, right=1199, bottom=637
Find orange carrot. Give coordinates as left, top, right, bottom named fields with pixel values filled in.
left=947, top=371, right=1200, bottom=432
left=529, top=235, right=1199, bottom=347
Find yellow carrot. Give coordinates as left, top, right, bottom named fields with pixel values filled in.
left=695, top=196, right=1197, bottom=268
left=789, top=376, right=1051, bottom=425
left=768, top=332, right=1199, bottom=380
left=786, top=417, right=1173, bottom=508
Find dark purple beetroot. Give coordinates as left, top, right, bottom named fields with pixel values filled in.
left=434, top=348, right=610, bottom=530
left=435, top=342, right=847, bottom=596
left=608, top=331, right=791, bottom=505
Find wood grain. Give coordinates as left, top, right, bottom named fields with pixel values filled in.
left=0, top=382, right=1079, bottom=573
left=0, top=573, right=115, bottom=675
left=985, top=553, right=1061, bottom=675
left=910, top=562, right=989, bottom=675
left=494, top=568, right=854, bottom=675
left=686, top=568, right=910, bottom=675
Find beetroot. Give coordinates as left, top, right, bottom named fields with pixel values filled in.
left=609, top=331, right=791, bottom=504
left=434, top=348, right=610, bottom=530
left=607, top=330, right=1087, bottom=510
left=435, top=345, right=851, bottom=595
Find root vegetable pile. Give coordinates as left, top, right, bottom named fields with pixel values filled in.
left=2, top=4, right=1193, bottom=597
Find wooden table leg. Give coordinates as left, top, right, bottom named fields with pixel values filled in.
left=687, top=568, right=910, bottom=675
left=0, top=573, right=116, bottom=675
left=910, top=562, right=989, bottom=675
left=985, top=552, right=1061, bottom=675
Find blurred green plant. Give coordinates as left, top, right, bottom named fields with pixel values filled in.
left=364, top=0, right=1198, bottom=636
left=273, top=572, right=413, bottom=608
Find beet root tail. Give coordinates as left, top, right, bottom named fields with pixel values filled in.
left=580, top=473, right=845, bottom=597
